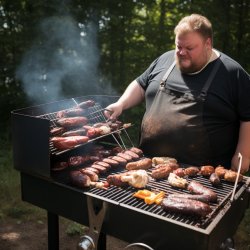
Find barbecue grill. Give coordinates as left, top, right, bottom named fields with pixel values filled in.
left=11, top=95, right=250, bottom=250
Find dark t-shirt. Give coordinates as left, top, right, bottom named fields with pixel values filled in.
left=136, top=50, right=250, bottom=166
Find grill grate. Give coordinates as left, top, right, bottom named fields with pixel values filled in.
left=85, top=172, right=245, bottom=229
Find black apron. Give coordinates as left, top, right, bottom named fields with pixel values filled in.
left=139, top=59, right=221, bottom=165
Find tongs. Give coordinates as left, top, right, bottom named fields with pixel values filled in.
left=230, top=153, right=242, bottom=202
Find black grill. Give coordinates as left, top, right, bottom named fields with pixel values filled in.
left=11, top=95, right=250, bottom=250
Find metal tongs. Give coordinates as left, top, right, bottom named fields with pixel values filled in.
left=230, top=153, right=242, bottom=202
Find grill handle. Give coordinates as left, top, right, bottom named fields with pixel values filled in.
left=125, top=243, right=154, bottom=250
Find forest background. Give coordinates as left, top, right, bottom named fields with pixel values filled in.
left=0, top=0, right=250, bottom=249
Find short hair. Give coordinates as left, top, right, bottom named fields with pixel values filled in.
left=174, top=14, right=213, bottom=44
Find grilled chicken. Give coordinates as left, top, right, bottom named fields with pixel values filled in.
left=51, top=136, right=89, bottom=150
left=224, top=170, right=243, bottom=183
left=121, top=170, right=150, bottom=188
left=56, top=117, right=88, bottom=128
left=167, top=173, right=188, bottom=189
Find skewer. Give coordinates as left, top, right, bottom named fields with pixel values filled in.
left=230, top=152, right=242, bottom=202
left=72, top=98, right=78, bottom=105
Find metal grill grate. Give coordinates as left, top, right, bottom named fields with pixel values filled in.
left=85, top=172, right=246, bottom=229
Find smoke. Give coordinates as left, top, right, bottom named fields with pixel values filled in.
left=16, top=16, right=116, bottom=105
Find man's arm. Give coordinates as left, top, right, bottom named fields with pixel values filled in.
left=105, top=80, right=145, bottom=119
left=231, top=121, right=250, bottom=174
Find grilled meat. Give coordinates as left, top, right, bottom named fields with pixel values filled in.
left=126, top=158, right=152, bottom=170
left=161, top=196, right=212, bottom=217
left=117, top=152, right=133, bottom=162
left=167, top=173, right=188, bottom=189
left=107, top=173, right=128, bottom=187
left=167, top=193, right=212, bottom=204
left=70, top=171, right=91, bottom=188
left=129, top=147, right=143, bottom=156
left=111, top=155, right=127, bottom=166
left=123, top=150, right=140, bottom=160
left=68, top=156, right=89, bottom=167
left=151, top=165, right=173, bottom=179
left=57, top=108, right=86, bottom=118
left=50, top=126, right=65, bottom=136
left=152, top=157, right=177, bottom=166
left=62, top=128, right=87, bottom=137
left=120, top=170, right=150, bottom=188
left=200, top=165, right=215, bottom=176
left=89, top=164, right=108, bottom=174
left=51, top=161, right=68, bottom=171
left=173, top=168, right=185, bottom=177
left=56, top=117, right=88, bottom=128
left=77, top=100, right=95, bottom=109
left=80, top=168, right=99, bottom=182
left=215, top=165, right=227, bottom=179
left=51, top=136, right=89, bottom=150
left=102, top=158, right=120, bottom=168
left=184, top=166, right=199, bottom=177
left=94, top=161, right=111, bottom=170
left=224, top=170, right=243, bottom=183
left=187, top=180, right=217, bottom=202
left=209, top=173, right=221, bottom=187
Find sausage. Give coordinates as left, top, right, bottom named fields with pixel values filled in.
left=126, top=158, right=152, bottom=170
left=129, top=147, right=143, bottom=156
left=123, top=150, right=140, bottom=160
left=70, top=171, right=91, bottom=188
left=112, top=146, right=123, bottom=154
left=106, top=174, right=128, bottom=187
left=57, top=108, right=86, bottom=118
left=167, top=193, right=212, bottom=204
left=62, top=128, right=87, bottom=137
left=77, top=100, right=95, bottom=109
left=56, top=117, right=88, bottom=128
left=209, top=173, right=221, bottom=187
left=184, top=166, right=200, bottom=177
left=200, top=165, right=215, bottom=176
left=80, top=169, right=99, bottom=182
left=152, top=157, right=178, bottom=165
left=117, top=152, right=133, bottom=162
left=102, top=158, right=120, bottom=168
left=88, top=155, right=103, bottom=162
left=161, top=197, right=212, bottom=217
left=151, top=165, right=172, bottom=179
left=111, top=156, right=128, bottom=166
left=50, top=127, right=65, bottom=136
left=51, top=161, right=68, bottom=171
left=187, top=181, right=218, bottom=203
left=90, top=164, right=108, bottom=174
left=94, top=161, right=111, bottom=170
left=51, top=136, right=89, bottom=150
left=84, top=167, right=100, bottom=174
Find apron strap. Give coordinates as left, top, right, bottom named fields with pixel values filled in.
left=199, top=59, right=222, bottom=100
left=160, top=61, right=176, bottom=86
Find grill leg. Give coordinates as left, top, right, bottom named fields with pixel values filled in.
left=97, top=231, right=106, bottom=250
left=47, top=211, right=59, bottom=250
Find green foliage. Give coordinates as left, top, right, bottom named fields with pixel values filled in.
left=65, top=222, right=86, bottom=236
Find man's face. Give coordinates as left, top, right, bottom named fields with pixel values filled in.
left=175, top=31, right=211, bottom=73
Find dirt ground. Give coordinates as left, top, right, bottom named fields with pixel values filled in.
left=0, top=212, right=250, bottom=250
left=0, top=217, right=138, bottom=250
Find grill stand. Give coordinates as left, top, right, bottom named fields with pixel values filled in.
left=77, top=196, right=107, bottom=250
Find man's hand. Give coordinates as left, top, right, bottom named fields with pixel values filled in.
left=231, top=153, right=250, bottom=174
left=104, top=102, right=123, bottom=120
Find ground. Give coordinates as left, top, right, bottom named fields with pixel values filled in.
left=0, top=210, right=250, bottom=250
left=0, top=217, right=138, bottom=250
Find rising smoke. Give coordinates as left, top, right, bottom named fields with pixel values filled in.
left=16, top=15, right=116, bottom=105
